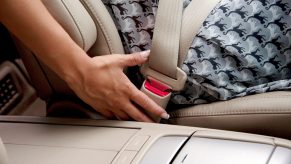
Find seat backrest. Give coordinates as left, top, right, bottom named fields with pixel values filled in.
left=16, top=0, right=124, bottom=101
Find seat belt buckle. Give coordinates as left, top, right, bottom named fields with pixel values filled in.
left=140, top=63, right=187, bottom=122
left=141, top=77, right=172, bottom=122
left=144, top=77, right=171, bottom=97
left=141, top=76, right=172, bottom=109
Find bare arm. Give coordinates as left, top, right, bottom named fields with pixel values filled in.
left=0, top=0, right=169, bottom=122
left=0, top=0, right=88, bottom=78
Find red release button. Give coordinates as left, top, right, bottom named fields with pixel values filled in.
left=144, top=79, right=171, bottom=97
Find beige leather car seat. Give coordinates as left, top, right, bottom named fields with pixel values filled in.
left=15, top=0, right=124, bottom=118
left=14, top=0, right=291, bottom=139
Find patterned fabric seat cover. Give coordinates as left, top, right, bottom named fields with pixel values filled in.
left=102, top=0, right=291, bottom=105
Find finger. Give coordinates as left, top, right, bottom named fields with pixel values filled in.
left=111, top=109, right=130, bottom=121
left=120, top=50, right=150, bottom=67
left=129, top=87, right=169, bottom=119
left=92, top=106, right=115, bottom=119
left=123, top=103, right=154, bottom=122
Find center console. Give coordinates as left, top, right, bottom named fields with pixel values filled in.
left=0, top=116, right=290, bottom=164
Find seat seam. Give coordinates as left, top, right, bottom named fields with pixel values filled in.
left=229, top=95, right=291, bottom=102
left=170, top=110, right=291, bottom=117
left=81, top=0, right=115, bottom=53
left=169, top=112, right=291, bottom=119
left=61, top=0, right=85, bottom=49
left=170, top=108, right=291, bottom=117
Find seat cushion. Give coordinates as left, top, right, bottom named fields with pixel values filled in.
left=167, top=91, right=291, bottom=139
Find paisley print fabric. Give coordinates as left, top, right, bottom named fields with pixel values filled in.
left=102, top=0, right=291, bottom=105
left=102, top=0, right=157, bottom=53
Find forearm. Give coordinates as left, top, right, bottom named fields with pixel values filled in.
left=0, top=0, right=90, bottom=81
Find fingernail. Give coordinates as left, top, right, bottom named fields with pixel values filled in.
left=160, top=113, right=170, bottom=120
left=140, top=50, right=150, bottom=59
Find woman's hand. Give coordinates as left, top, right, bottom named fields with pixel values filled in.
left=66, top=51, right=169, bottom=122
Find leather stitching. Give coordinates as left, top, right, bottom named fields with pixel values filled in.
left=170, top=108, right=291, bottom=118
left=170, top=113, right=291, bottom=119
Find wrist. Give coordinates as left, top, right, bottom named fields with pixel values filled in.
left=62, top=51, right=93, bottom=86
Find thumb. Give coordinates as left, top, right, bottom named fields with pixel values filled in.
left=121, top=50, right=150, bottom=67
